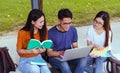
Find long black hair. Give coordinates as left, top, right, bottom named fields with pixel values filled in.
left=21, top=9, right=47, bottom=42
left=94, top=11, right=112, bottom=47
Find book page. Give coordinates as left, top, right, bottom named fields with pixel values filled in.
left=41, top=40, right=53, bottom=49
left=27, top=39, right=42, bottom=50
left=90, top=47, right=109, bottom=57
left=29, top=59, right=47, bottom=65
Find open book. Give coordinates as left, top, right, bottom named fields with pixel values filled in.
left=27, top=39, right=53, bottom=50
left=90, top=47, right=110, bottom=57
left=28, top=59, right=47, bottom=65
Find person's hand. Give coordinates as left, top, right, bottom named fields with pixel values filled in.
left=32, top=48, right=40, bottom=54
left=89, top=53, right=99, bottom=58
left=94, top=44, right=104, bottom=50
left=58, top=51, right=65, bottom=56
left=31, top=47, right=46, bottom=54
left=39, top=47, right=46, bottom=53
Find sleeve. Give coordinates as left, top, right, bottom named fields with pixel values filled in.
left=72, top=27, right=78, bottom=42
left=16, top=30, right=39, bottom=58
left=16, top=30, right=24, bottom=49
left=86, top=26, right=93, bottom=41
left=48, top=29, right=52, bottom=40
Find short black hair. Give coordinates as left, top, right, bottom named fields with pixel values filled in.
left=58, top=8, right=72, bottom=20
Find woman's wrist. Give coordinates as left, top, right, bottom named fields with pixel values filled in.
left=88, top=44, right=94, bottom=48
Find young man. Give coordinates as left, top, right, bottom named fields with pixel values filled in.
left=47, top=8, right=86, bottom=73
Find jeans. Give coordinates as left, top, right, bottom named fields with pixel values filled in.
left=18, top=55, right=51, bottom=73
left=85, top=55, right=107, bottom=73
left=49, top=57, right=87, bottom=73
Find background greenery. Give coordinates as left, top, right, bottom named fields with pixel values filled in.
left=0, top=0, right=120, bottom=31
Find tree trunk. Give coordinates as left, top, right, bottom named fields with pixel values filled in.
left=38, top=0, right=43, bottom=11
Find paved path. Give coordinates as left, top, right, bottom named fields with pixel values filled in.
left=0, top=22, right=120, bottom=73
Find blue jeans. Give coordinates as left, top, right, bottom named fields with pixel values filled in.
left=85, top=55, right=107, bottom=73
left=18, top=55, right=51, bottom=73
left=49, top=57, right=87, bottom=73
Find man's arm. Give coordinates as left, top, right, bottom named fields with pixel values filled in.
left=47, top=49, right=64, bottom=57
left=87, top=40, right=93, bottom=46
left=47, top=42, right=77, bottom=57
left=72, top=42, right=78, bottom=48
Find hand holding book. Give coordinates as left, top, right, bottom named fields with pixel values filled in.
left=32, top=48, right=46, bottom=54
left=39, top=48, right=46, bottom=53
left=89, top=46, right=110, bottom=57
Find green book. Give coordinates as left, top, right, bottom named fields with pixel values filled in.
left=28, top=59, right=47, bottom=65
left=27, top=39, right=53, bottom=50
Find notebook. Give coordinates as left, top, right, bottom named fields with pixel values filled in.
left=89, top=47, right=110, bottom=57
left=55, top=46, right=92, bottom=61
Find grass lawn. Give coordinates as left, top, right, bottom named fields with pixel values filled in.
left=0, top=0, right=120, bottom=31
left=0, top=0, right=31, bottom=31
